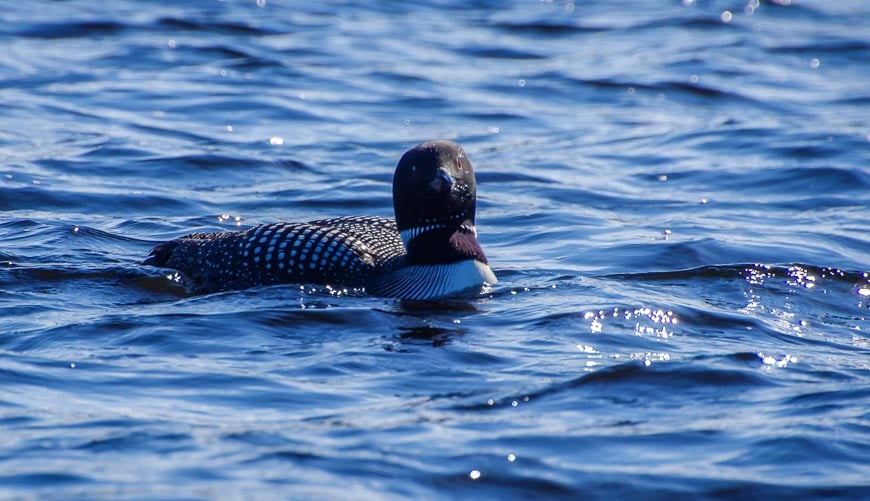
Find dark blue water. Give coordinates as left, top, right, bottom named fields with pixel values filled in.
left=2, top=0, right=869, bottom=498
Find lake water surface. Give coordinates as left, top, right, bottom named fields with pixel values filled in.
left=1, top=0, right=869, bottom=499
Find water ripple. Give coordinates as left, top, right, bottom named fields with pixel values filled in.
left=1, top=0, right=869, bottom=498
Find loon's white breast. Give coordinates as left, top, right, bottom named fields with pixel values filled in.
left=369, top=259, right=497, bottom=300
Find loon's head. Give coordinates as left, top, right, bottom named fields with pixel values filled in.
left=393, top=140, right=477, bottom=241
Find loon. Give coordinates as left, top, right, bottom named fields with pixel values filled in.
left=144, top=140, right=497, bottom=300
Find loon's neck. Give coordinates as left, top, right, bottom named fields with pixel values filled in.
left=401, top=224, right=487, bottom=266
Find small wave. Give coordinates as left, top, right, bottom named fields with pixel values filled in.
left=156, top=17, right=278, bottom=36
left=11, top=21, right=128, bottom=39
left=491, top=20, right=604, bottom=37
left=608, top=263, right=867, bottom=284
left=456, top=46, right=547, bottom=60
left=0, top=472, right=91, bottom=490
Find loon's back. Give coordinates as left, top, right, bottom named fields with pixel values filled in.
left=145, top=140, right=497, bottom=300
left=144, top=216, right=404, bottom=292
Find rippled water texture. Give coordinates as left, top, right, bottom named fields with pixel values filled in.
left=1, top=0, right=869, bottom=498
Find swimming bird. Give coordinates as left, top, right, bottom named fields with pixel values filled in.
left=144, top=140, right=497, bottom=300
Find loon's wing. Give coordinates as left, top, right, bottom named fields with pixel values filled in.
left=144, top=216, right=404, bottom=292
left=306, top=216, right=405, bottom=266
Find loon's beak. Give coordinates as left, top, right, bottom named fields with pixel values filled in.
left=426, top=168, right=454, bottom=196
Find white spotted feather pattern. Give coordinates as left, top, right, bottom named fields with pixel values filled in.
left=153, top=216, right=404, bottom=292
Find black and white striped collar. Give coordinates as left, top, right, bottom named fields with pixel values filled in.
left=400, top=222, right=477, bottom=248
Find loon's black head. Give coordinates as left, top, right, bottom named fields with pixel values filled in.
left=392, top=140, right=487, bottom=266
left=393, top=140, right=476, bottom=235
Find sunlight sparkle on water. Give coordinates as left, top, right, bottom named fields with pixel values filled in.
left=589, top=318, right=602, bottom=333
left=759, top=353, right=797, bottom=368
left=632, top=352, right=671, bottom=365
left=583, top=308, right=678, bottom=337
left=787, top=265, right=817, bottom=289
left=217, top=214, right=243, bottom=226
left=744, top=0, right=760, bottom=15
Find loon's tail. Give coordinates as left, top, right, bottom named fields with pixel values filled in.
left=143, top=241, right=177, bottom=267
